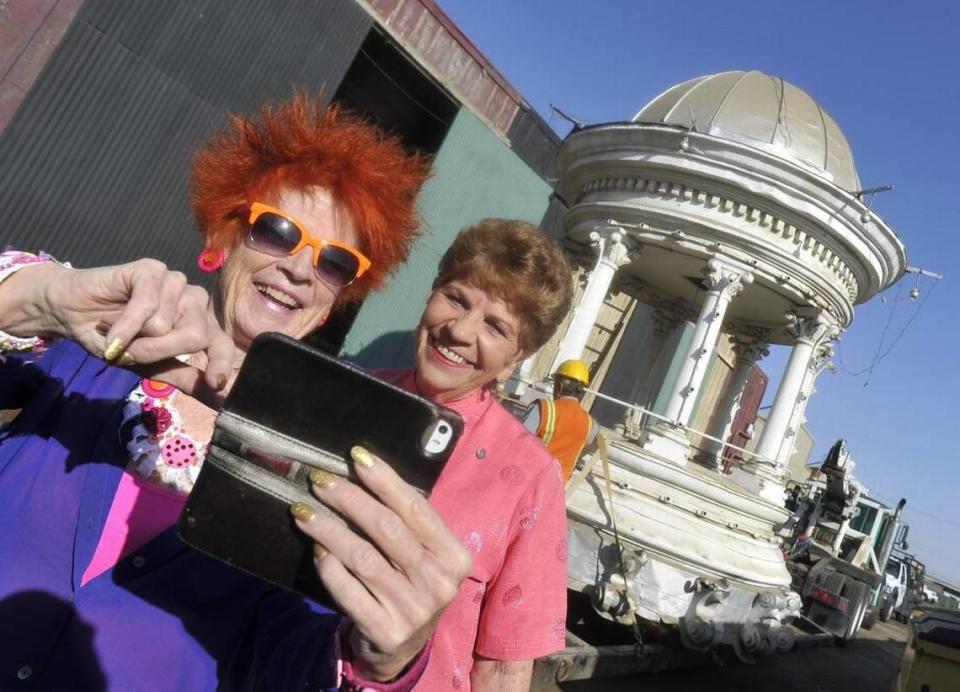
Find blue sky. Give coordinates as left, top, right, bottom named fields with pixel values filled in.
left=438, top=0, right=960, bottom=581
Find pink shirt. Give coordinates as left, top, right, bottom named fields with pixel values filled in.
left=80, top=472, right=186, bottom=586
left=378, top=370, right=568, bottom=690
left=83, top=368, right=568, bottom=690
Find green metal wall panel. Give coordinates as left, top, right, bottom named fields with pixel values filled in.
left=342, top=108, right=554, bottom=367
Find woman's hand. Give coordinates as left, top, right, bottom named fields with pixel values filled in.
left=0, top=259, right=234, bottom=394
left=291, top=446, right=472, bottom=682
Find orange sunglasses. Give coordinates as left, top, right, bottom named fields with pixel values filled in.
left=246, top=202, right=371, bottom=287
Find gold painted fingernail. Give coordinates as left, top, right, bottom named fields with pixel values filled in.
left=103, top=338, right=125, bottom=361
left=351, top=446, right=376, bottom=469
left=309, top=469, right=337, bottom=489
left=313, top=543, right=329, bottom=559
left=290, top=502, right=317, bottom=522
left=215, top=374, right=228, bottom=391
left=116, top=351, right=136, bottom=367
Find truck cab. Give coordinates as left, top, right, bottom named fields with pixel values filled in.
left=784, top=440, right=908, bottom=641
left=881, top=557, right=909, bottom=621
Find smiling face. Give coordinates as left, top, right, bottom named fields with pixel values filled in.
left=216, top=186, right=356, bottom=351
left=413, top=280, right=526, bottom=404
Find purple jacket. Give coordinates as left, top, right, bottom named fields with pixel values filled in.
left=0, top=340, right=340, bottom=690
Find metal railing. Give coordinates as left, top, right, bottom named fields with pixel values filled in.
left=512, top=377, right=780, bottom=471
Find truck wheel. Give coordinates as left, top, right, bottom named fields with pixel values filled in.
left=840, top=581, right=869, bottom=642
left=879, top=595, right=894, bottom=623
left=861, top=607, right=879, bottom=631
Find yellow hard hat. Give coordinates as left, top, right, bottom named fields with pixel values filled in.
left=556, top=359, right=590, bottom=385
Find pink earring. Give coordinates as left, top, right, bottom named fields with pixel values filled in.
left=197, top=247, right=225, bottom=272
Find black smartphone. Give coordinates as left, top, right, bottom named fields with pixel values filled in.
left=178, top=332, right=463, bottom=604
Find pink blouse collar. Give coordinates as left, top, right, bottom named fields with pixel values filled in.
left=403, top=370, right=495, bottom=425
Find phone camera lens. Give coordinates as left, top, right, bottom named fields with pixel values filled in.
left=439, top=424, right=449, bottom=434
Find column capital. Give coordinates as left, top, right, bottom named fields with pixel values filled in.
left=704, top=258, right=753, bottom=299
left=807, top=342, right=836, bottom=375
left=590, top=224, right=633, bottom=269
left=784, top=309, right=841, bottom=347
left=729, top=335, right=770, bottom=366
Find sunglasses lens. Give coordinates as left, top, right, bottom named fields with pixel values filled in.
left=316, top=245, right=361, bottom=287
left=248, top=213, right=301, bottom=256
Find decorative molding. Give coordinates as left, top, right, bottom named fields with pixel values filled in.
left=577, top=175, right=860, bottom=302
left=730, top=336, right=770, bottom=366
left=594, top=227, right=632, bottom=269
left=807, top=342, right=835, bottom=375
left=703, top=258, right=754, bottom=300
left=652, top=307, right=685, bottom=336
left=741, top=326, right=773, bottom=343
left=784, top=310, right=841, bottom=347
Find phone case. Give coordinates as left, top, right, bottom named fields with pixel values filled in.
left=178, top=332, right=463, bottom=604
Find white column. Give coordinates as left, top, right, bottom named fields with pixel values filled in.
left=776, top=343, right=835, bottom=467
left=623, top=308, right=683, bottom=438
left=640, top=258, right=753, bottom=464
left=551, top=228, right=631, bottom=369
left=700, top=336, right=769, bottom=469
left=662, top=259, right=753, bottom=425
left=503, top=354, right=538, bottom=397
left=755, top=311, right=840, bottom=463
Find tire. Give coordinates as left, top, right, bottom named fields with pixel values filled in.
left=839, top=581, right=870, bottom=642
left=879, top=593, right=895, bottom=622
left=861, top=606, right=879, bottom=631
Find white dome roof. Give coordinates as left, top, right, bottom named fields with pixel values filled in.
left=634, top=71, right=860, bottom=191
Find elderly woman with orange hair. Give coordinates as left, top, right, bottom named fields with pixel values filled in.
left=0, top=95, right=470, bottom=690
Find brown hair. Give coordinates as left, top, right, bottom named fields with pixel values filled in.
left=434, top=219, right=573, bottom=353
left=191, top=92, right=430, bottom=306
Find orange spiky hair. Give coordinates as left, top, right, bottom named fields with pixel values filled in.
left=191, top=92, right=430, bottom=305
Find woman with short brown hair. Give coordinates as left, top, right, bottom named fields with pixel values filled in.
left=373, top=217, right=574, bottom=690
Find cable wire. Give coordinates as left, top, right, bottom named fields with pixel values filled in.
left=836, top=275, right=938, bottom=382
left=871, top=492, right=960, bottom=529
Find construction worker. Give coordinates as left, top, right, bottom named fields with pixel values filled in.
left=521, top=359, right=599, bottom=482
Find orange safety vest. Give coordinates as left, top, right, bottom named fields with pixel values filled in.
left=536, top=397, right=593, bottom=481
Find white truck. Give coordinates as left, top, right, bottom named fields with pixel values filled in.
left=878, top=555, right=909, bottom=622
left=783, top=440, right=908, bottom=641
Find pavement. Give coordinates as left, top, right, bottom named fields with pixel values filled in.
left=547, top=620, right=908, bottom=692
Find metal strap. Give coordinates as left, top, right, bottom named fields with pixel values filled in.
left=597, top=434, right=645, bottom=652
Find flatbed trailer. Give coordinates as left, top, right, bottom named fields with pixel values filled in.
left=531, top=625, right=835, bottom=688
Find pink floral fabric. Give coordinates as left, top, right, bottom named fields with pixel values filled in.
left=375, top=370, right=568, bottom=691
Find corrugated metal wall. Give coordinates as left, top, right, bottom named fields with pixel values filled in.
left=0, top=0, right=371, bottom=276
left=342, top=106, right=554, bottom=367
left=0, top=0, right=84, bottom=133
left=506, top=107, right=559, bottom=184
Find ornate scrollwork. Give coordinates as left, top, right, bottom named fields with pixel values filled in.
left=703, top=258, right=754, bottom=300
left=598, top=227, right=632, bottom=269
left=730, top=336, right=770, bottom=366
left=579, top=175, right=860, bottom=301
left=784, top=310, right=841, bottom=346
